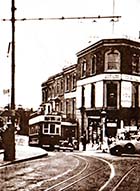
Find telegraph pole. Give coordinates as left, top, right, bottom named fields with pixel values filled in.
left=11, top=0, right=15, bottom=111
left=3, top=0, right=16, bottom=161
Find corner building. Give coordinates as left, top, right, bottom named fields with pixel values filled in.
left=76, top=38, right=140, bottom=143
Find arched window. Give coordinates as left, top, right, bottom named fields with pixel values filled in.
left=105, top=49, right=120, bottom=72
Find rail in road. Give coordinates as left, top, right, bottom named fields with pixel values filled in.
left=44, top=154, right=111, bottom=191
left=0, top=152, right=139, bottom=190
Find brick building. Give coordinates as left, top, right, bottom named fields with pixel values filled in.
left=41, top=38, right=140, bottom=145
left=41, top=64, right=78, bottom=141
left=76, top=38, right=140, bottom=144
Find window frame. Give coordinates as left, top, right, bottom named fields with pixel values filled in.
left=105, top=49, right=121, bottom=72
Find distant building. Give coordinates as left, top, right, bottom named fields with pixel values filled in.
left=41, top=38, right=140, bottom=145
left=41, top=64, right=78, bottom=141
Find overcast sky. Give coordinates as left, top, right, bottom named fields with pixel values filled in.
left=0, top=0, right=140, bottom=110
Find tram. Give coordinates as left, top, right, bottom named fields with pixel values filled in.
left=29, top=114, right=61, bottom=150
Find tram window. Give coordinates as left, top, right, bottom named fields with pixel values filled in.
left=56, top=117, right=61, bottom=121
left=44, top=123, right=49, bottom=133
left=56, top=127, right=59, bottom=134
left=45, top=117, right=50, bottom=121
left=50, top=124, right=55, bottom=133
left=51, top=117, right=55, bottom=121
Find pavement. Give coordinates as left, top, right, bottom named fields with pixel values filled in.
left=0, top=136, right=107, bottom=166
left=0, top=135, right=48, bottom=166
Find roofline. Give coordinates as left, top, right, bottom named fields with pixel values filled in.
left=76, top=38, right=140, bottom=57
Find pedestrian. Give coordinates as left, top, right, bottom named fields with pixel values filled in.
left=107, top=136, right=112, bottom=147
left=81, top=131, right=87, bottom=151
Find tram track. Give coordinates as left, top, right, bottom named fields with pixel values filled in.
left=111, top=166, right=136, bottom=191
left=44, top=154, right=111, bottom=191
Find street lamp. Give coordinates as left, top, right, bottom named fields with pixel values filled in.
left=101, top=109, right=107, bottom=152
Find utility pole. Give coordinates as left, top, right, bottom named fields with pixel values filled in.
left=4, top=0, right=16, bottom=161
left=3, top=0, right=16, bottom=161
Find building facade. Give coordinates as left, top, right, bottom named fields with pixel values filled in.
left=41, top=38, right=140, bottom=145
left=76, top=38, right=140, bottom=144
left=41, top=64, right=78, bottom=141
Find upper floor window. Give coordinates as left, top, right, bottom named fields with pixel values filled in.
left=105, top=50, right=120, bottom=72
left=56, top=81, right=60, bottom=94
left=91, top=55, right=96, bottom=74
left=81, top=59, right=86, bottom=77
left=60, top=79, right=63, bottom=93
left=132, top=54, right=140, bottom=74
left=71, top=73, right=77, bottom=90
left=65, top=75, right=70, bottom=92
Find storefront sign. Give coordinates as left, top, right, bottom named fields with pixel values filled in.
left=106, top=122, right=117, bottom=127
left=121, top=81, right=132, bottom=107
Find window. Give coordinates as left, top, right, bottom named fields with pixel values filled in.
left=56, top=127, right=59, bottom=134
left=50, top=124, right=55, bottom=133
left=132, top=54, right=140, bottom=74
left=29, top=125, right=40, bottom=135
left=60, top=79, right=63, bottom=93
left=65, top=75, right=70, bottom=91
left=105, top=50, right=120, bottom=72
left=48, top=105, right=51, bottom=113
left=43, top=123, right=49, bottom=133
left=81, top=59, right=86, bottom=77
left=91, top=83, right=95, bottom=108
left=91, top=55, right=96, bottom=74
left=66, top=100, right=70, bottom=115
left=72, top=98, right=76, bottom=117
left=107, top=83, right=117, bottom=108
left=132, top=83, right=138, bottom=107
left=56, top=81, right=60, bottom=94
left=72, top=73, right=77, bottom=90
left=82, top=86, right=85, bottom=107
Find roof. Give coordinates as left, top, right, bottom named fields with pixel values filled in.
left=76, top=38, right=140, bottom=57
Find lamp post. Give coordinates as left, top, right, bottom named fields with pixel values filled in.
left=101, top=109, right=107, bottom=152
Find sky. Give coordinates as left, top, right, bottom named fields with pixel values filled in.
left=0, top=0, right=140, bottom=110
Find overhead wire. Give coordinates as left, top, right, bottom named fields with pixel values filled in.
left=0, top=15, right=121, bottom=22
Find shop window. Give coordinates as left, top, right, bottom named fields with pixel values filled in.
left=107, top=83, right=117, bottom=108
left=66, top=100, right=70, bottom=115
left=72, top=98, right=76, bottom=117
left=91, top=83, right=95, bottom=108
left=82, top=86, right=85, bottom=107
left=132, top=83, right=138, bottom=108
left=105, top=50, right=120, bottom=72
